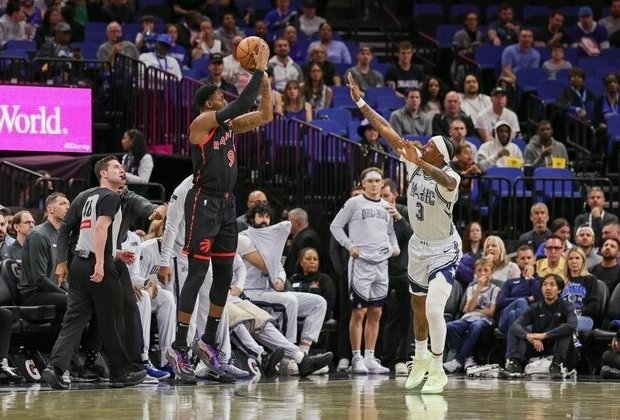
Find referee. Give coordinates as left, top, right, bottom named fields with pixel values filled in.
left=42, top=156, right=145, bottom=389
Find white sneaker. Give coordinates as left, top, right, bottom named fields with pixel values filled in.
left=311, top=365, right=329, bottom=375
left=364, top=357, right=390, bottom=374
left=443, top=358, right=463, bottom=374
left=62, top=371, right=71, bottom=385
left=337, top=358, right=350, bottom=372
left=395, top=362, right=409, bottom=376
left=464, top=357, right=477, bottom=371
left=142, top=374, right=159, bottom=384
left=351, top=355, right=368, bottom=374
left=221, top=362, right=250, bottom=378
left=278, top=359, right=299, bottom=376
left=421, top=368, right=448, bottom=394
left=405, top=355, right=431, bottom=390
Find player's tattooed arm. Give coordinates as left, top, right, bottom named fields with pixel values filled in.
left=417, top=160, right=457, bottom=191
left=232, top=72, right=273, bottom=133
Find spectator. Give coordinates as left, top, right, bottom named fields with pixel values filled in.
left=432, top=91, right=476, bottom=137
left=214, top=10, right=245, bottom=55
left=462, top=221, right=485, bottom=263
left=357, top=119, right=387, bottom=170
left=534, top=10, right=569, bottom=47
left=301, top=62, right=332, bottom=113
left=384, top=41, right=425, bottom=96
left=574, top=225, right=603, bottom=271
left=388, top=87, right=432, bottom=137
left=237, top=190, right=267, bottom=232
left=264, top=0, right=298, bottom=35
left=593, top=73, right=620, bottom=156
left=562, top=247, right=599, bottom=332
left=555, top=67, right=596, bottom=122
left=101, top=0, right=133, bottom=24
left=139, top=34, right=182, bottom=81
left=252, top=20, right=274, bottom=57
left=284, top=208, right=321, bottom=277
left=536, top=235, right=567, bottom=279
left=602, top=222, right=620, bottom=242
left=0, top=306, right=26, bottom=382
left=478, top=120, right=523, bottom=171
left=601, top=327, right=620, bottom=379
left=535, top=218, right=574, bottom=258
left=7, top=210, right=35, bottom=260
left=449, top=118, right=478, bottom=162
left=302, top=43, right=340, bottom=86
left=451, top=12, right=485, bottom=86
left=459, top=73, right=492, bottom=119
left=518, top=203, right=551, bottom=251
left=282, top=80, right=313, bottom=122
left=164, top=24, right=188, bottom=68
left=283, top=24, right=305, bottom=64
left=191, top=18, right=222, bottom=60
left=34, top=7, right=60, bottom=49
left=299, top=0, right=325, bottom=38
left=307, top=22, right=351, bottom=65
left=450, top=143, right=481, bottom=203
left=497, top=245, right=542, bottom=333
left=574, top=186, right=619, bottom=247
left=502, top=274, right=577, bottom=379
left=268, top=37, right=303, bottom=93
left=600, top=0, right=620, bottom=37
left=121, top=129, right=153, bottom=184
left=484, top=235, right=521, bottom=284
left=222, top=35, right=251, bottom=93
left=444, top=258, right=500, bottom=373
left=96, top=21, right=139, bottom=65
left=567, top=6, right=609, bottom=57
left=134, top=15, right=158, bottom=54
left=289, top=247, right=336, bottom=319
left=474, top=87, right=520, bottom=142
left=420, top=76, right=447, bottom=118
left=34, top=21, right=76, bottom=63
left=500, top=28, right=540, bottom=86
left=21, top=0, right=42, bottom=27
left=524, top=120, right=569, bottom=168
left=592, top=237, right=620, bottom=295
left=345, top=45, right=383, bottom=94
left=0, top=213, right=9, bottom=260
left=0, top=0, right=29, bottom=47
left=487, top=3, right=521, bottom=46
left=542, top=44, right=572, bottom=80
left=200, top=52, right=238, bottom=96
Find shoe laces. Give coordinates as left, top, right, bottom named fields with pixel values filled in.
left=176, top=348, right=193, bottom=369
left=405, top=360, right=414, bottom=370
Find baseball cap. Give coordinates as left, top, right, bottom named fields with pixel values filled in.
left=55, top=22, right=71, bottom=32
left=209, top=52, right=223, bottom=64
left=357, top=119, right=376, bottom=138
left=579, top=7, right=593, bottom=17
left=490, top=86, right=507, bottom=96
left=156, top=33, right=173, bottom=46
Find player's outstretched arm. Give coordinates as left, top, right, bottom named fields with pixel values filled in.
left=232, top=72, right=274, bottom=133
left=347, top=72, right=405, bottom=153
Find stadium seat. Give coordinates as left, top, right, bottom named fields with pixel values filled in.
left=474, top=44, right=504, bottom=73
left=3, top=40, right=36, bottom=52
left=316, top=108, right=353, bottom=127
left=522, top=6, right=552, bottom=27
left=485, top=4, right=501, bottom=23
left=512, top=137, right=527, bottom=154
left=516, top=68, right=548, bottom=93
left=593, top=284, right=620, bottom=341
left=533, top=167, right=578, bottom=200
left=484, top=167, right=525, bottom=197
left=375, top=95, right=404, bottom=110
left=84, top=31, right=106, bottom=44
left=435, top=24, right=462, bottom=48
left=412, top=3, right=444, bottom=34
left=465, top=136, right=481, bottom=149
left=449, top=4, right=480, bottom=24
left=559, top=6, right=580, bottom=25
left=348, top=120, right=361, bottom=141
left=365, top=86, right=398, bottom=107
left=310, top=119, right=346, bottom=136
left=403, top=134, right=430, bottom=144
left=413, top=3, right=443, bottom=17
left=191, top=56, right=209, bottom=71
left=536, top=79, right=566, bottom=103
left=85, top=22, right=108, bottom=33
left=444, top=281, right=463, bottom=322
left=331, top=94, right=352, bottom=108
left=372, top=62, right=390, bottom=77
left=79, top=42, right=100, bottom=60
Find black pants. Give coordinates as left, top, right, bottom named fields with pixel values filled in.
left=509, top=334, right=575, bottom=369
left=0, top=307, right=12, bottom=358
left=602, top=350, right=620, bottom=369
left=380, top=274, right=412, bottom=363
left=19, top=288, right=67, bottom=336
left=116, top=261, right=145, bottom=368
left=49, top=255, right=133, bottom=377
left=337, top=273, right=351, bottom=360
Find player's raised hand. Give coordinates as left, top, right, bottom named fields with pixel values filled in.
left=398, top=141, right=421, bottom=164
left=253, top=40, right=270, bottom=71
left=346, top=72, right=362, bottom=102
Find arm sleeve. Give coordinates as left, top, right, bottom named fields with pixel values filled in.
left=125, top=190, right=157, bottom=221
left=28, top=232, right=64, bottom=293
left=125, top=154, right=154, bottom=183
left=329, top=201, right=355, bottom=250
left=546, top=302, right=578, bottom=338
left=159, top=187, right=184, bottom=267
left=215, top=69, right=265, bottom=124
left=509, top=305, right=535, bottom=338
left=126, top=245, right=147, bottom=286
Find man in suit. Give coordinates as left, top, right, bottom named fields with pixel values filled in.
left=284, top=208, right=321, bottom=277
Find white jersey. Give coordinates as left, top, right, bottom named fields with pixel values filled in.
left=123, top=234, right=159, bottom=287
left=404, top=159, right=461, bottom=241
left=160, top=175, right=193, bottom=267
left=229, top=254, right=247, bottom=290
left=330, top=194, right=398, bottom=262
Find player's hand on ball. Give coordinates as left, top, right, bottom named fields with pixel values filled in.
left=90, top=261, right=104, bottom=283
left=347, top=73, right=362, bottom=102
left=254, top=41, right=270, bottom=71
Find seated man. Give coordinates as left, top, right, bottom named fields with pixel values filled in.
left=536, top=235, right=567, bottom=279
left=518, top=203, right=551, bottom=251
left=601, top=330, right=620, bottom=379
left=477, top=120, right=523, bottom=171
left=239, top=202, right=328, bottom=359
left=574, top=187, right=619, bottom=248
left=444, top=259, right=500, bottom=373
left=502, top=274, right=578, bottom=378
left=523, top=120, right=569, bottom=169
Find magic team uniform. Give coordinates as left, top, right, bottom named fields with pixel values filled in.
left=330, top=195, right=398, bottom=307
left=404, top=159, right=463, bottom=295
left=184, top=122, right=238, bottom=260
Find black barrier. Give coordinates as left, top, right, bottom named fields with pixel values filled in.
left=0, top=56, right=30, bottom=82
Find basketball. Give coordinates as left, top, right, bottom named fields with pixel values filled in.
left=235, top=36, right=265, bottom=71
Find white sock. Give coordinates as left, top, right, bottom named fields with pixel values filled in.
left=415, top=340, right=429, bottom=359
left=299, top=344, right=310, bottom=354
left=352, top=349, right=361, bottom=359
left=364, top=349, right=375, bottom=360
left=431, top=353, right=443, bottom=371
left=293, top=352, right=305, bottom=364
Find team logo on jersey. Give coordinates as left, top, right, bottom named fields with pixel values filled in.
left=199, top=239, right=211, bottom=254
left=80, top=219, right=91, bottom=229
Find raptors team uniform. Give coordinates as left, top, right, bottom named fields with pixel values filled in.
left=330, top=194, right=399, bottom=307
left=404, top=158, right=463, bottom=295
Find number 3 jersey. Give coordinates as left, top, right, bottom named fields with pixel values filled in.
left=190, top=122, right=237, bottom=192
left=404, top=159, right=460, bottom=242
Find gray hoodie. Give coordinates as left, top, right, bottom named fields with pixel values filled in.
left=524, top=135, right=569, bottom=168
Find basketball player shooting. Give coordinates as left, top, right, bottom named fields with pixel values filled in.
left=347, top=72, right=462, bottom=394
left=166, top=39, right=273, bottom=384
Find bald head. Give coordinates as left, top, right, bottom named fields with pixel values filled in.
left=106, top=21, right=122, bottom=43
left=444, top=91, right=461, bottom=115
left=247, top=190, right=267, bottom=209
left=288, top=208, right=309, bottom=235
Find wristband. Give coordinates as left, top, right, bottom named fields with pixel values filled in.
left=356, top=98, right=366, bottom=108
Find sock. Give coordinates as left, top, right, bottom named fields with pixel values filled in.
left=202, top=316, right=220, bottom=346
left=175, top=322, right=190, bottom=349
left=293, top=352, right=305, bottom=364
left=141, top=353, right=149, bottom=363
left=352, top=350, right=361, bottom=359
left=299, top=344, right=310, bottom=355
left=415, top=340, right=429, bottom=359
left=364, top=349, right=375, bottom=360
left=431, top=353, right=443, bottom=371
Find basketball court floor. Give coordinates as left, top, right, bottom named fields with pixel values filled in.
left=1, top=374, right=619, bottom=419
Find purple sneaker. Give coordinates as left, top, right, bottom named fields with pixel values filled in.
left=165, top=345, right=196, bottom=384
left=190, top=340, right=235, bottom=383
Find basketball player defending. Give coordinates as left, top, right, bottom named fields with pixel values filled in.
left=166, top=42, right=273, bottom=383
left=347, top=73, right=462, bottom=394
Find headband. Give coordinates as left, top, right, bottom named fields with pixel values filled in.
left=363, top=170, right=383, bottom=181
left=431, top=136, right=451, bottom=164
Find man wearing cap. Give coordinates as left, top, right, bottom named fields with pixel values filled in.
left=348, top=72, right=462, bottom=394
left=473, top=86, right=520, bottom=142
left=200, top=53, right=238, bottom=96
left=97, top=21, right=139, bottom=65
left=35, top=21, right=75, bottom=60
left=478, top=120, right=523, bottom=171
left=357, top=119, right=387, bottom=170
left=299, top=0, right=325, bottom=38
left=567, top=6, right=609, bottom=57
left=139, top=33, right=182, bottom=81
left=268, top=37, right=303, bottom=92
left=345, top=45, right=384, bottom=94
left=575, top=225, right=603, bottom=271
left=388, top=87, right=432, bottom=137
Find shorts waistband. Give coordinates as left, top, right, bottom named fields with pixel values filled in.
left=411, top=231, right=460, bottom=247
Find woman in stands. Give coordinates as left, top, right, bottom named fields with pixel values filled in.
left=282, top=80, right=313, bottom=122
left=0, top=307, right=25, bottom=383
left=289, top=247, right=337, bottom=320
left=462, top=221, right=485, bottom=263
left=562, top=247, right=600, bottom=332
left=302, top=63, right=333, bottom=115
left=34, top=8, right=61, bottom=49
left=191, top=18, right=222, bottom=60
left=121, top=129, right=154, bottom=184
left=457, top=234, right=519, bottom=288
left=420, top=76, right=447, bottom=118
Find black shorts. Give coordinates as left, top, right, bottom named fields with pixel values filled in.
left=183, top=187, right=238, bottom=261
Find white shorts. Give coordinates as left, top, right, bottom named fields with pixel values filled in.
left=348, top=257, right=389, bottom=308
left=407, top=232, right=462, bottom=296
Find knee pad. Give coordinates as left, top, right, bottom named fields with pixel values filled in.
left=210, top=258, right=234, bottom=307
left=178, top=258, right=210, bottom=314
